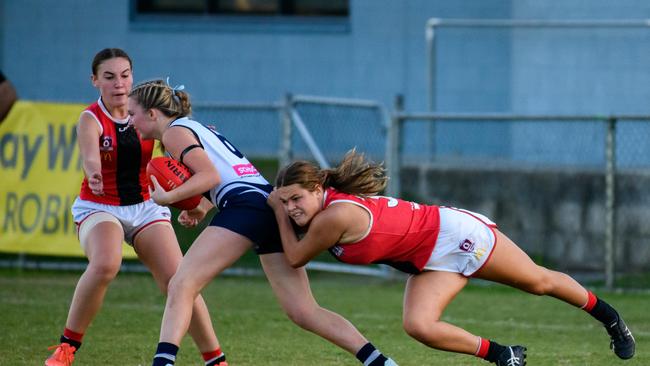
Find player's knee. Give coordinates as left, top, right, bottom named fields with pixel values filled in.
left=402, top=319, right=423, bottom=340
left=87, top=260, right=120, bottom=283
left=167, top=272, right=197, bottom=298
left=522, top=275, right=554, bottom=295
left=403, top=318, right=442, bottom=345
left=283, top=303, right=317, bottom=329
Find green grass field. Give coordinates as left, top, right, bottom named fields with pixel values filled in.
left=1, top=268, right=648, bottom=365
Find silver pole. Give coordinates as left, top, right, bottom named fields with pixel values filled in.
left=387, top=94, right=404, bottom=197
left=425, top=21, right=437, bottom=162
left=290, top=109, right=330, bottom=169
left=279, top=93, right=293, bottom=168
left=604, top=118, right=617, bottom=290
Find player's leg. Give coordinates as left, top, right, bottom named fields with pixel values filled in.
left=474, top=229, right=588, bottom=304
left=402, top=270, right=472, bottom=352
left=152, top=226, right=251, bottom=366
left=134, top=222, right=225, bottom=366
left=475, top=229, right=634, bottom=359
left=46, top=213, right=124, bottom=365
left=260, top=253, right=396, bottom=365
left=403, top=270, right=526, bottom=365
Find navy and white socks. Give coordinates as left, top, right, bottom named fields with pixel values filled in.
left=356, top=342, right=396, bottom=365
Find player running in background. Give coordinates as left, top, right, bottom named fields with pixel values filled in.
left=267, top=150, right=636, bottom=366
left=127, top=79, right=397, bottom=366
left=45, top=49, right=225, bottom=366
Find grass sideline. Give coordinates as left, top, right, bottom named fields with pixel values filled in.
left=2, top=269, right=648, bottom=365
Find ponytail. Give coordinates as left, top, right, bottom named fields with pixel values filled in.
left=276, top=149, right=387, bottom=196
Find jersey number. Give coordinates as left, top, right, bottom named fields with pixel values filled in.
left=213, top=131, right=244, bottom=159
left=370, top=195, right=419, bottom=210
left=370, top=195, right=399, bottom=207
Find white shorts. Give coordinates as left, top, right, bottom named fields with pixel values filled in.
left=71, top=197, right=172, bottom=246
left=422, top=207, right=497, bottom=277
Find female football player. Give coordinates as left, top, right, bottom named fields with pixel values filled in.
left=45, top=49, right=224, bottom=366
left=267, top=150, right=636, bottom=366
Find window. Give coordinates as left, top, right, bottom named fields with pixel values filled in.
left=135, top=0, right=349, bottom=17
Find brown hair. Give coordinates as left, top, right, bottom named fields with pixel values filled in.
left=275, top=150, right=387, bottom=196
left=128, top=79, right=191, bottom=118
left=91, top=48, right=132, bottom=76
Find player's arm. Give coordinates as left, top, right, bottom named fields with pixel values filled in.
left=270, top=199, right=351, bottom=268
left=77, top=113, right=103, bottom=195
left=156, top=126, right=220, bottom=205
left=178, top=197, right=214, bottom=227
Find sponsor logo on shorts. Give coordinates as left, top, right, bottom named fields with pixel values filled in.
left=459, top=239, right=475, bottom=252
left=233, top=163, right=259, bottom=176
left=475, top=247, right=486, bottom=260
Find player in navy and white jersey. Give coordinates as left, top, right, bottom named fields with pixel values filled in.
left=128, top=79, right=396, bottom=366
left=268, top=150, right=636, bottom=366
left=45, top=49, right=223, bottom=366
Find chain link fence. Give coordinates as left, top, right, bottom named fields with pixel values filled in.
left=193, top=97, right=394, bottom=278
left=192, top=100, right=650, bottom=287
left=193, top=102, right=283, bottom=158
left=6, top=98, right=649, bottom=286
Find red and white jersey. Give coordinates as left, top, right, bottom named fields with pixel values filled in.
left=79, top=98, right=153, bottom=206
left=324, top=188, right=440, bottom=274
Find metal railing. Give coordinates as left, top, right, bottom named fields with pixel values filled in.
left=281, top=93, right=391, bottom=168
left=423, top=18, right=650, bottom=167
left=282, top=94, right=395, bottom=278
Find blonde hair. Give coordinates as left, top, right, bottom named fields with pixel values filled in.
left=275, top=150, right=387, bottom=196
left=128, top=79, right=191, bottom=118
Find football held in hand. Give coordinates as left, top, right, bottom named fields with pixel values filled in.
left=146, top=157, right=202, bottom=210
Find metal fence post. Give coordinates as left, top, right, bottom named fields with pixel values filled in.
left=425, top=19, right=438, bottom=162
left=604, top=117, right=617, bottom=290
left=279, top=93, right=293, bottom=168
left=387, top=94, right=404, bottom=197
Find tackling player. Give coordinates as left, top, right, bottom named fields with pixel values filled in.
left=267, top=150, right=636, bottom=366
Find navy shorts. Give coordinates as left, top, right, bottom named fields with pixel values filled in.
left=209, top=184, right=283, bottom=255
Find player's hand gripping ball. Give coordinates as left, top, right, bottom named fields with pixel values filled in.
left=146, top=157, right=202, bottom=210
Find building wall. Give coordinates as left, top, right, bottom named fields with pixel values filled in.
left=3, top=1, right=649, bottom=112
left=2, top=0, right=510, bottom=109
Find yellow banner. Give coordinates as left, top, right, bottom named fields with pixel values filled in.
left=0, top=101, right=136, bottom=258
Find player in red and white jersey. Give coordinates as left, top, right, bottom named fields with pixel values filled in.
left=45, top=49, right=224, bottom=366
left=78, top=97, right=153, bottom=205
left=128, top=80, right=396, bottom=366
left=322, top=189, right=440, bottom=274
left=268, top=150, right=636, bottom=366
